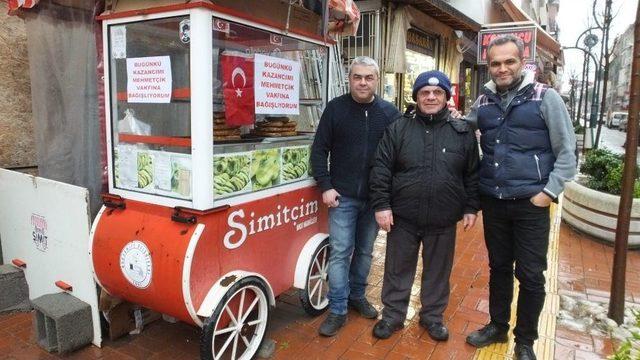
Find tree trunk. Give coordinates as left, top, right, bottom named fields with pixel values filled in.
left=608, top=0, right=640, bottom=324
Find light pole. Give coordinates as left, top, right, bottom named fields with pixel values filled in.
left=563, top=44, right=599, bottom=150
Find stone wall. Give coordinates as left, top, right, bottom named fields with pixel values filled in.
left=0, top=3, right=36, bottom=170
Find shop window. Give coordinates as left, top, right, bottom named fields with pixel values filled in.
left=401, top=29, right=438, bottom=111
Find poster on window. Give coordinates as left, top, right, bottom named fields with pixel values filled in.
left=126, top=56, right=172, bottom=103
left=254, top=54, right=300, bottom=115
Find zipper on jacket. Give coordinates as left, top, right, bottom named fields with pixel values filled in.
left=534, top=154, right=542, bottom=181
left=356, top=110, right=369, bottom=197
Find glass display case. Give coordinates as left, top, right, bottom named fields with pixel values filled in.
left=103, top=7, right=329, bottom=210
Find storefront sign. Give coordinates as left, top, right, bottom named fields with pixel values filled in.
left=406, top=29, right=437, bottom=57
left=254, top=54, right=300, bottom=115
left=126, top=56, right=172, bottom=103
left=477, top=26, right=537, bottom=64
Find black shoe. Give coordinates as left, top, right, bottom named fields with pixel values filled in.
left=514, top=343, right=536, bottom=360
left=465, top=323, right=508, bottom=348
left=420, top=321, right=449, bottom=341
left=348, top=298, right=379, bottom=319
left=318, top=313, right=347, bottom=337
left=372, top=319, right=403, bottom=339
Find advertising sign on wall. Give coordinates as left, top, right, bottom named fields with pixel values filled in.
left=477, top=26, right=537, bottom=64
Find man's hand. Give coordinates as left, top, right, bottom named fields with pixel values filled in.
left=449, top=107, right=463, bottom=118
left=375, top=210, right=394, bottom=232
left=322, top=189, right=341, bottom=208
left=463, top=213, right=477, bottom=231
left=530, top=192, right=553, bottom=207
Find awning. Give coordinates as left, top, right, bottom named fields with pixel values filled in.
left=499, top=0, right=561, bottom=60
left=392, top=0, right=481, bottom=33
left=7, top=0, right=39, bottom=11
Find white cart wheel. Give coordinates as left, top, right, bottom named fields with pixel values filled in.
left=200, top=278, right=269, bottom=360
left=299, top=238, right=330, bottom=316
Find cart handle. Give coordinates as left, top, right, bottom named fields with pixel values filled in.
left=102, top=193, right=126, bottom=209
left=171, top=205, right=231, bottom=224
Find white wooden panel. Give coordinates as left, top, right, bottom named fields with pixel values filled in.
left=0, top=169, right=102, bottom=347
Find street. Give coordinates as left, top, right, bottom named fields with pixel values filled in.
left=597, top=125, right=628, bottom=156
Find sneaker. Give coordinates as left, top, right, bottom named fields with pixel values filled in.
left=318, top=313, right=347, bottom=337
left=348, top=298, right=379, bottom=319
left=514, top=343, right=536, bottom=360
left=420, top=321, right=449, bottom=341
left=465, top=323, right=508, bottom=348
left=372, top=319, right=403, bottom=339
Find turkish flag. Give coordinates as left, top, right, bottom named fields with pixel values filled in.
left=221, top=52, right=255, bottom=126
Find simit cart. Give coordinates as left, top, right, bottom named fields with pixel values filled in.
left=88, top=1, right=351, bottom=358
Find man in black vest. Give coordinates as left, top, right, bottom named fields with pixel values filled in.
left=311, top=56, right=401, bottom=336
left=464, top=35, right=576, bottom=360
left=369, top=70, right=479, bottom=341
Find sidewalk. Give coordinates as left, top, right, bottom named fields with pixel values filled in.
left=1, top=204, right=639, bottom=359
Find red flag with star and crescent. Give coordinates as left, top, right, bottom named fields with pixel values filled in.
left=221, top=52, right=255, bottom=126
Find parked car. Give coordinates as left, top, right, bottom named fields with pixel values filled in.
left=607, top=111, right=627, bottom=128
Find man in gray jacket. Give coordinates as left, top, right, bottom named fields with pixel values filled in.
left=464, top=35, right=576, bottom=360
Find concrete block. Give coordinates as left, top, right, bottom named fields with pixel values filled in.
left=0, top=264, right=31, bottom=313
left=31, top=293, right=93, bottom=354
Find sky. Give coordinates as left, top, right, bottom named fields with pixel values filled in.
left=555, top=0, right=636, bottom=92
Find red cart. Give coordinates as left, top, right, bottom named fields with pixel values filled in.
left=89, top=2, right=339, bottom=358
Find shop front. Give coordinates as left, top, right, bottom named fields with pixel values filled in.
left=346, top=1, right=481, bottom=112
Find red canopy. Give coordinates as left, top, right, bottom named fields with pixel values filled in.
left=328, top=0, right=360, bottom=37
left=7, top=0, right=39, bottom=11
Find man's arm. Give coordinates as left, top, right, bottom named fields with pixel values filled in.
left=369, top=125, right=398, bottom=212
left=540, top=89, right=577, bottom=199
left=463, top=97, right=480, bottom=129
left=463, top=130, right=480, bottom=214
left=310, top=103, right=334, bottom=192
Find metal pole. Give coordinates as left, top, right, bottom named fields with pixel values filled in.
left=595, top=0, right=614, bottom=148
left=584, top=52, right=593, bottom=148
left=608, top=0, right=640, bottom=325
left=576, top=53, right=588, bottom=127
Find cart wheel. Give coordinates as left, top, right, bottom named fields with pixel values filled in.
left=299, top=238, right=330, bottom=316
left=200, top=277, right=270, bottom=360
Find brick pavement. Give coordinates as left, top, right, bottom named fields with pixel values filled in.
left=1, top=209, right=639, bottom=359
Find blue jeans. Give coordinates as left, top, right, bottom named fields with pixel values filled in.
left=327, top=196, right=378, bottom=315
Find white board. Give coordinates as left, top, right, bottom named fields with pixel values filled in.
left=0, top=169, right=102, bottom=347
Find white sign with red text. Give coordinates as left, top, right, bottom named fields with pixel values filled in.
left=254, top=54, right=300, bottom=115
left=126, top=56, right=172, bottom=103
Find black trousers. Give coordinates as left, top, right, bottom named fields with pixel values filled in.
left=481, top=196, right=550, bottom=346
left=380, top=224, right=456, bottom=326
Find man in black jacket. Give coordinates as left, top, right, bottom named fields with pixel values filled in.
left=369, top=70, right=479, bottom=340
left=310, top=56, right=401, bottom=336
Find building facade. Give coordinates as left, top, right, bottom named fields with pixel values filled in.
left=338, top=0, right=564, bottom=113
left=607, top=24, right=633, bottom=113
